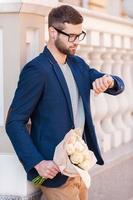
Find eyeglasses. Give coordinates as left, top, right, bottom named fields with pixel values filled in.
left=53, top=27, right=86, bottom=42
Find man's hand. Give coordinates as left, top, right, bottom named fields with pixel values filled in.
left=93, top=75, right=114, bottom=95
left=34, top=160, right=60, bottom=179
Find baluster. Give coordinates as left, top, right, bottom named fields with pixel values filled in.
left=101, top=49, right=122, bottom=148
left=111, top=51, right=131, bottom=143
left=89, top=47, right=111, bottom=152
left=121, top=50, right=133, bottom=139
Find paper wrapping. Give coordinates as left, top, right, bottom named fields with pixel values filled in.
left=53, top=128, right=97, bottom=188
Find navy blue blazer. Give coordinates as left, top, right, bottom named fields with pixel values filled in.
left=6, top=46, right=124, bottom=187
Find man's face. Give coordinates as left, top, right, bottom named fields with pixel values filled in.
left=54, top=23, right=83, bottom=55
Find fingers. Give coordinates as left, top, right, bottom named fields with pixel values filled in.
left=45, top=161, right=60, bottom=179
left=34, top=160, right=60, bottom=179
left=43, top=168, right=57, bottom=179
left=93, top=75, right=114, bottom=95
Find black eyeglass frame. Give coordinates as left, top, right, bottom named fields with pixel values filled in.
left=53, top=26, right=86, bottom=42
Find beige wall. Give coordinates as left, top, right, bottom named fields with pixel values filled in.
left=59, top=0, right=81, bottom=6
left=89, top=0, right=106, bottom=12
left=59, top=0, right=127, bottom=17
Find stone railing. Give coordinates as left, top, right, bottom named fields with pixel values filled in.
left=0, top=0, right=133, bottom=199
left=76, top=10, right=133, bottom=152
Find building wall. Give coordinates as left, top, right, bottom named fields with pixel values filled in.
left=59, top=0, right=128, bottom=17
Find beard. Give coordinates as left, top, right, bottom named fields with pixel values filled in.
left=55, top=37, right=77, bottom=55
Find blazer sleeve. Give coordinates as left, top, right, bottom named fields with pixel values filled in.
left=5, top=63, right=45, bottom=173
left=88, top=68, right=125, bottom=95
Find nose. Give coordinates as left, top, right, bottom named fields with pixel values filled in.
left=73, top=37, right=80, bottom=45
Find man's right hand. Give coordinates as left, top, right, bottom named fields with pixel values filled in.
left=34, top=160, right=60, bottom=179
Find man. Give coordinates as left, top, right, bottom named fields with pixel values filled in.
left=6, top=5, right=124, bottom=200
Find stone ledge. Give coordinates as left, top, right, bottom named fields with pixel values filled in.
left=89, top=141, right=133, bottom=200
left=0, top=191, right=42, bottom=200
left=90, top=140, right=133, bottom=176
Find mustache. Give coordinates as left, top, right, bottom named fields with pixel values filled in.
left=70, top=45, right=78, bottom=48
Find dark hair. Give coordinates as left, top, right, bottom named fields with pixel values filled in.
left=48, top=5, right=83, bottom=29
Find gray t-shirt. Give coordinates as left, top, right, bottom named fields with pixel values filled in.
left=59, top=62, right=85, bottom=133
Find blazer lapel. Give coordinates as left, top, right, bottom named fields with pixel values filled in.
left=52, top=62, right=74, bottom=123
left=43, top=47, right=74, bottom=124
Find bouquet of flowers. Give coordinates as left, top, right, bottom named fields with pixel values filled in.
left=32, top=128, right=97, bottom=188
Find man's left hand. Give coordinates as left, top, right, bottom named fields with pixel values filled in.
left=92, top=75, right=114, bottom=95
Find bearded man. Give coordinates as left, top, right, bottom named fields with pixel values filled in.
left=6, top=5, right=124, bottom=200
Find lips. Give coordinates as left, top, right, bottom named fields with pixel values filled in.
left=69, top=46, right=77, bottom=54
left=70, top=47, right=77, bottom=50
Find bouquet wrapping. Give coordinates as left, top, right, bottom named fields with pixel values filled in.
left=32, top=128, right=97, bottom=188
left=53, top=128, right=97, bottom=188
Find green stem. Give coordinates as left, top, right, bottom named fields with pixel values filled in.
left=32, top=176, right=45, bottom=185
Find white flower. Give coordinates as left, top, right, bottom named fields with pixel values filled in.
left=67, top=132, right=77, bottom=144
left=74, top=141, right=85, bottom=152
left=66, top=143, right=75, bottom=155
left=78, top=160, right=91, bottom=171
left=78, top=137, right=86, bottom=145
left=83, top=149, right=91, bottom=160
left=75, top=128, right=83, bottom=137
left=70, top=152, right=84, bottom=164
left=65, top=128, right=96, bottom=173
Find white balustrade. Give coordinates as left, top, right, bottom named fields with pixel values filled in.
left=77, top=25, right=133, bottom=151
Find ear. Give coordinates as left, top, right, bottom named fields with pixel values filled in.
left=49, top=27, right=57, bottom=40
